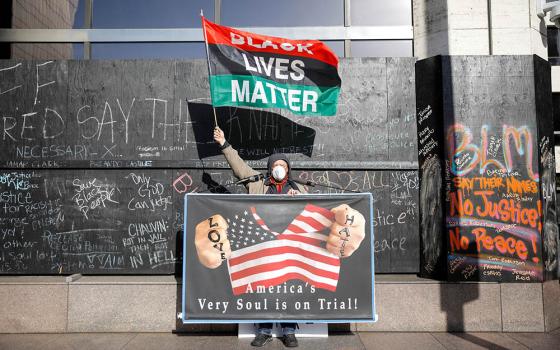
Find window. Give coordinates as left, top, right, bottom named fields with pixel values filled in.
left=0, top=0, right=83, bottom=59
left=9, top=0, right=79, bottom=29
left=0, top=0, right=414, bottom=59
left=351, top=40, right=413, bottom=57
left=91, top=42, right=205, bottom=59
left=221, top=0, right=343, bottom=27
left=350, top=0, right=412, bottom=26
left=323, top=41, right=344, bottom=58
left=8, top=42, right=83, bottom=59
left=92, top=0, right=214, bottom=28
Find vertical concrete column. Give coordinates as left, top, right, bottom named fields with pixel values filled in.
left=413, top=0, right=490, bottom=58
left=413, top=1, right=548, bottom=59
left=491, top=0, right=547, bottom=58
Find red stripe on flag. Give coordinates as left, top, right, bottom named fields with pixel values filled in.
left=230, top=259, right=339, bottom=281
left=202, top=17, right=339, bottom=67
left=229, top=246, right=340, bottom=267
left=232, top=273, right=338, bottom=295
left=250, top=207, right=267, bottom=228
left=287, top=215, right=330, bottom=233
left=286, top=224, right=306, bottom=233
left=305, top=204, right=335, bottom=220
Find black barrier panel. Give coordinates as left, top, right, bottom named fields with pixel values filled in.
left=0, top=58, right=417, bottom=168
left=0, top=169, right=418, bottom=274
left=0, top=58, right=420, bottom=275
left=416, top=55, right=559, bottom=282
left=172, top=169, right=420, bottom=274
left=534, top=59, right=560, bottom=280
left=415, top=56, right=447, bottom=280
left=67, top=60, right=177, bottom=162
left=0, top=169, right=176, bottom=274
left=0, top=61, right=69, bottom=164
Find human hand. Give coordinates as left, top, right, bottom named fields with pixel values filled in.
left=287, top=188, right=300, bottom=196
left=194, top=214, right=231, bottom=268
left=326, top=204, right=366, bottom=258
left=213, top=127, right=226, bottom=146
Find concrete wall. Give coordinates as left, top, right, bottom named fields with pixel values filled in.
left=1, top=275, right=558, bottom=333
left=413, top=0, right=548, bottom=59
left=413, top=0, right=490, bottom=58
left=491, top=0, right=547, bottom=57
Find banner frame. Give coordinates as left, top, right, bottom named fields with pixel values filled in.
left=181, top=192, right=378, bottom=324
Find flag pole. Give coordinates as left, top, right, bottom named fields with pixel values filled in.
left=200, top=9, right=219, bottom=127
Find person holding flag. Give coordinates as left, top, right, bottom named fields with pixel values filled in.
left=213, top=127, right=301, bottom=347
left=200, top=14, right=346, bottom=348
left=200, top=124, right=369, bottom=347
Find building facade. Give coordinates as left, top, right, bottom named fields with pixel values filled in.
left=0, top=0, right=559, bottom=333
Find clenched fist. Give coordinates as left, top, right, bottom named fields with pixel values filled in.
left=195, top=214, right=231, bottom=268
left=326, top=204, right=366, bottom=258
left=213, top=127, right=226, bottom=146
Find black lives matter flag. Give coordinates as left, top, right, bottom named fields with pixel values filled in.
left=202, top=17, right=341, bottom=116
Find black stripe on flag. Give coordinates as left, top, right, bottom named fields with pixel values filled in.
left=208, top=43, right=341, bottom=88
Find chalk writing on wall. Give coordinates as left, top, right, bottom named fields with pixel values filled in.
left=0, top=58, right=420, bottom=275
left=0, top=169, right=420, bottom=274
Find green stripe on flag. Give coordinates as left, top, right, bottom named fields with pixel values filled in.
left=209, top=75, right=340, bottom=116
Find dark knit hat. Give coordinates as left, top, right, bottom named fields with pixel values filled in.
left=266, top=153, right=291, bottom=178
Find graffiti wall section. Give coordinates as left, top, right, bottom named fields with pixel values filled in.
left=416, top=55, right=558, bottom=282
left=446, top=124, right=542, bottom=281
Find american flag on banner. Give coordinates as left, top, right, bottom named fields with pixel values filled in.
left=226, top=204, right=340, bottom=296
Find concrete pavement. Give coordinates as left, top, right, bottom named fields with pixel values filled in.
left=1, top=330, right=559, bottom=350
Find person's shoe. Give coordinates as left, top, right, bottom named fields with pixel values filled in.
left=280, top=333, right=298, bottom=347
left=251, top=333, right=272, bottom=347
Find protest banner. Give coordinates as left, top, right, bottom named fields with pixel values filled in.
left=181, top=193, right=376, bottom=322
